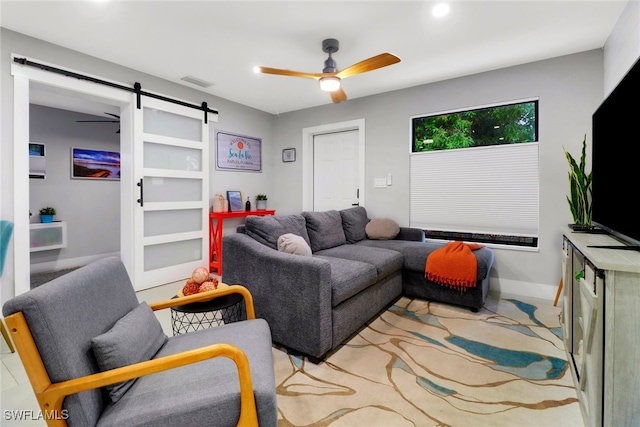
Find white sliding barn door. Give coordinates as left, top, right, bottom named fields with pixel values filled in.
left=131, top=97, right=209, bottom=290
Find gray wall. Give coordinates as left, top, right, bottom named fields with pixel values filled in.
left=3, top=1, right=640, bottom=303
left=272, top=50, right=605, bottom=301
left=29, top=105, right=120, bottom=267
left=1, top=28, right=275, bottom=302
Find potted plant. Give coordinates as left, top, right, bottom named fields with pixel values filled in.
left=564, top=135, right=592, bottom=230
left=39, top=207, right=56, bottom=224
left=255, top=194, right=268, bottom=211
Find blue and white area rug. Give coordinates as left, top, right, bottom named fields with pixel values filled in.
left=273, top=297, right=582, bottom=426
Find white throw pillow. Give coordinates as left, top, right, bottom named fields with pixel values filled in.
left=277, top=233, right=312, bottom=256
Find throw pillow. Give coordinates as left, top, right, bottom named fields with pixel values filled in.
left=339, top=206, right=369, bottom=243
left=91, top=302, right=168, bottom=403
left=277, top=233, right=312, bottom=256
left=302, top=210, right=347, bottom=252
left=245, top=214, right=311, bottom=250
left=365, top=218, right=400, bottom=240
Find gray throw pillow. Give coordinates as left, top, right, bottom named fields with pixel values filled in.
left=91, top=302, right=168, bottom=403
left=340, top=206, right=369, bottom=243
left=245, top=214, right=311, bottom=250
left=302, top=210, right=347, bottom=252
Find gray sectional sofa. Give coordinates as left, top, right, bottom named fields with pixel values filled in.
left=222, top=206, right=494, bottom=361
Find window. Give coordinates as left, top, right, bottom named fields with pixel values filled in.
left=412, top=101, right=537, bottom=152
left=410, top=100, right=539, bottom=248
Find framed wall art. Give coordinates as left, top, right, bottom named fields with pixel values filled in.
left=226, top=191, right=243, bottom=212
left=71, top=147, right=120, bottom=180
left=282, top=148, right=296, bottom=162
left=216, top=130, right=262, bottom=172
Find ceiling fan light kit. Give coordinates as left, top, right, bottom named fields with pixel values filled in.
left=319, top=76, right=341, bottom=92
left=257, top=38, right=401, bottom=103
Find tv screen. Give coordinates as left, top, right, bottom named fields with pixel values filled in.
left=591, top=57, right=640, bottom=247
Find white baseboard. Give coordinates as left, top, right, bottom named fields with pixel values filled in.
left=487, top=277, right=559, bottom=305
left=30, top=252, right=120, bottom=274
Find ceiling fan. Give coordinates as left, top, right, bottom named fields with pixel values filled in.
left=76, top=112, right=120, bottom=133
left=256, top=38, right=401, bottom=103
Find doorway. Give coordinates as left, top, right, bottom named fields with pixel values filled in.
left=302, top=119, right=365, bottom=212
left=12, top=57, right=212, bottom=295
left=12, top=62, right=130, bottom=296
left=28, top=102, right=122, bottom=281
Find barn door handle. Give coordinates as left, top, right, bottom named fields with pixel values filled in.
left=137, top=179, right=144, bottom=206
left=352, top=188, right=359, bottom=206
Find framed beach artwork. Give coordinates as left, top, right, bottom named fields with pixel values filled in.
left=71, top=147, right=120, bottom=180
left=226, top=191, right=243, bottom=212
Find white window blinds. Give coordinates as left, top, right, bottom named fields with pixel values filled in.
left=410, top=142, right=539, bottom=237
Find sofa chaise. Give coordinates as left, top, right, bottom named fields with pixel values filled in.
left=222, top=206, right=494, bottom=361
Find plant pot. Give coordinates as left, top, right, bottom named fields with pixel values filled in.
left=40, top=215, right=54, bottom=223
left=256, top=200, right=267, bottom=211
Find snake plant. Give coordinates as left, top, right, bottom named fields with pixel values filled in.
left=564, top=135, right=592, bottom=226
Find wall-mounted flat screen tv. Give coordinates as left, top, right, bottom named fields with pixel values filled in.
left=591, top=56, right=640, bottom=247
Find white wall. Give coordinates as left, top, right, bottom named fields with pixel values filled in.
left=604, top=0, right=640, bottom=95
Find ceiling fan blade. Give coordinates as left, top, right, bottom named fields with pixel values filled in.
left=330, top=87, right=347, bottom=103
left=258, top=66, right=329, bottom=80
left=104, top=112, right=120, bottom=119
left=336, top=53, right=401, bottom=79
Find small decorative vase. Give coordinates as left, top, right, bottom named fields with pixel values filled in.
left=256, top=200, right=267, bottom=211
left=212, top=194, right=225, bottom=213
left=40, top=215, right=53, bottom=223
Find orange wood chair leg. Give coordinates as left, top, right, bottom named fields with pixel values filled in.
left=553, top=278, right=563, bottom=307
left=1, top=319, right=15, bottom=353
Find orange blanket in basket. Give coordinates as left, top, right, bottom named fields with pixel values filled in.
left=425, top=241, right=484, bottom=291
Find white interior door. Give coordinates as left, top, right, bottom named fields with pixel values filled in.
left=313, top=130, right=359, bottom=211
left=131, top=97, right=209, bottom=290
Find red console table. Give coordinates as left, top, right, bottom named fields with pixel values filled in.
left=209, top=210, right=275, bottom=276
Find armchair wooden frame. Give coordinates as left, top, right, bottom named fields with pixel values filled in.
left=4, top=285, right=259, bottom=427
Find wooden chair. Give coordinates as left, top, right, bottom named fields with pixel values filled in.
left=2, top=256, right=277, bottom=427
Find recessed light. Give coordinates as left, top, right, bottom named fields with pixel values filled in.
left=432, top=3, right=450, bottom=18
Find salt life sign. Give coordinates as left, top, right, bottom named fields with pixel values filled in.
left=215, top=131, right=262, bottom=172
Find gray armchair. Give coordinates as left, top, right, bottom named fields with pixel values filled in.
left=2, top=256, right=277, bottom=427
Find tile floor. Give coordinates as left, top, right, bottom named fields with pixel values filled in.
left=1, top=279, right=186, bottom=426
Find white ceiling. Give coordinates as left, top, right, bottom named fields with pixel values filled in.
left=0, top=1, right=628, bottom=115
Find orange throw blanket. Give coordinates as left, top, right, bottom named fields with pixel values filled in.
left=425, top=241, right=484, bottom=291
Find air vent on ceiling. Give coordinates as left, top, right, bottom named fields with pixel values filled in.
left=180, top=75, right=213, bottom=88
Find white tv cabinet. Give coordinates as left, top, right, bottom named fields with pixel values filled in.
left=561, top=228, right=640, bottom=427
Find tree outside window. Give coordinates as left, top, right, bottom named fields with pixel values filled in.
left=412, top=101, right=537, bottom=152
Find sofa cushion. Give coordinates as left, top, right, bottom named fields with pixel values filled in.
left=365, top=218, right=400, bottom=240
left=245, top=214, right=311, bottom=250
left=91, top=302, right=168, bottom=402
left=316, top=245, right=403, bottom=282
left=339, top=206, right=369, bottom=243
left=302, top=210, right=347, bottom=252
left=397, top=241, right=492, bottom=281
left=277, top=233, right=312, bottom=256
left=314, top=256, right=378, bottom=307
left=97, top=319, right=278, bottom=427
